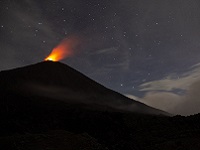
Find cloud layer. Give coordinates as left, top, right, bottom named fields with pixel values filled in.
left=136, top=63, right=200, bottom=116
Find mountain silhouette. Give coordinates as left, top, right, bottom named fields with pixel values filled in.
left=0, top=61, right=167, bottom=115
left=1, top=61, right=200, bottom=150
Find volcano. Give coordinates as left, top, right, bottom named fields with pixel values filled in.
left=1, top=61, right=200, bottom=150
left=0, top=61, right=167, bottom=115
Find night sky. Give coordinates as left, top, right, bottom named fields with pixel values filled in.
left=1, top=0, right=200, bottom=115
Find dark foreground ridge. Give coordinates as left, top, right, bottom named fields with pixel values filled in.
left=0, top=61, right=200, bottom=150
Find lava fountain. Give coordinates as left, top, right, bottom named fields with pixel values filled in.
left=45, top=36, right=79, bottom=61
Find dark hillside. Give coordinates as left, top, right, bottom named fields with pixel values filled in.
left=0, top=62, right=200, bottom=150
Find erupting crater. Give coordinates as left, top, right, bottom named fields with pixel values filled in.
left=45, top=36, right=79, bottom=62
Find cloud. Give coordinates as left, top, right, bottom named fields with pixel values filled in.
left=125, top=94, right=141, bottom=101
left=137, top=63, right=200, bottom=116
left=140, top=92, right=182, bottom=114
left=140, top=64, right=200, bottom=92
left=89, top=47, right=118, bottom=55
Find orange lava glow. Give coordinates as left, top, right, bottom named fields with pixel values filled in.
left=45, top=36, right=79, bottom=61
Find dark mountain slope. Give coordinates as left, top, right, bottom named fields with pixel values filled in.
left=0, top=61, right=167, bottom=115
left=1, top=61, right=200, bottom=150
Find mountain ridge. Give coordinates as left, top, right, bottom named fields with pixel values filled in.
left=0, top=61, right=168, bottom=115
left=1, top=61, right=200, bottom=150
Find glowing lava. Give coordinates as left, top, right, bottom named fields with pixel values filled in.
left=45, top=36, right=79, bottom=61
